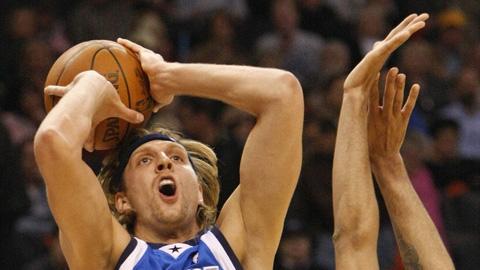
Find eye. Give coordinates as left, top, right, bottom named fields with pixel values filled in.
left=171, top=155, right=184, bottom=162
left=138, top=156, right=152, bottom=166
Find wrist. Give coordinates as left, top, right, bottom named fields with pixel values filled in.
left=343, top=90, right=369, bottom=102
left=370, top=154, right=406, bottom=184
left=68, top=72, right=111, bottom=116
left=371, top=153, right=402, bottom=167
left=341, top=92, right=369, bottom=114
left=370, top=154, right=414, bottom=196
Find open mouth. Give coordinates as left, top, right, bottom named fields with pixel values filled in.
left=159, top=179, right=176, bottom=197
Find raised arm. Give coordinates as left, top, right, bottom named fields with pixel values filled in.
left=368, top=70, right=454, bottom=268
left=34, top=71, right=142, bottom=268
left=332, top=14, right=429, bottom=270
left=118, top=38, right=304, bottom=268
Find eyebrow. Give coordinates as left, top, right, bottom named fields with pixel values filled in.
left=130, top=142, right=188, bottom=161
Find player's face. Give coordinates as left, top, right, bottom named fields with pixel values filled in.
left=121, top=140, right=202, bottom=232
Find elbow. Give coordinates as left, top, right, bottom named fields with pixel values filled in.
left=34, top=127, right=71, bottom=163
left=332, top=206, right=379, bottom=250
left=279, top=71, right=303, bottom=100
left=332, top=225, right=377, bottom=252
left=276, top=71, right=304, bottom=113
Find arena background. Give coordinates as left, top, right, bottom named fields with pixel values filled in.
left=0, top=0, right=478, bottom=269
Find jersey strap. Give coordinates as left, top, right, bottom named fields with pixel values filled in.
left=200, top=227, right=242, bottom=270
left=114, top=226, right=243, bottom=270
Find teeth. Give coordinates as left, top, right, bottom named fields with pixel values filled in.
left=160, top=179, right=174, bottom=186
left=159, top=178, right=176, bottom=196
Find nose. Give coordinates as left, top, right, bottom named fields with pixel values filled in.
left=156, top=154, right=173, bottom=172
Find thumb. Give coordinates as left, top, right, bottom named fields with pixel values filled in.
left=45, top=85, right=68, bottom=97
left=118, top=107, right=144, bottom=124
left=83, top=128, right=95, bottom=152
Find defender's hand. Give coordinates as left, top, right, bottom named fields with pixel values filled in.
left=367, top=68, right=419, bottom=160
left=344, top=13, right=428, bottom=95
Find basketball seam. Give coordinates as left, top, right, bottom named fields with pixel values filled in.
left=105, top=46, right=133, bottom=140
left=54, top=43, right=92, bottom=85
left=89, top=46, right=110, bottom=150
left=50, top=42, right=93, bottom=107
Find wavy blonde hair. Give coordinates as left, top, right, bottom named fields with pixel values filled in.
left=98, top=127, right=220, bottom=233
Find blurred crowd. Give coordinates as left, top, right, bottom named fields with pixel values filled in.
left=0, top=0, right=479, bottom=269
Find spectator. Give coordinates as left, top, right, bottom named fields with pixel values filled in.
left=398, top=40, right=451, bottom=122
left=189, top=9, right=249, bottom=65
left=129, top=10, right=174, bottom=61
left=13, top=138, right=56, bottom=268
left=256, top=0, right=324, bottom=87
left=275, top=221, right=322, bottom=270
left=0, top=121, right=29, bottom=268
left=69, top=0, right=134, bottom=43
left=441, top=66, right=480, bottom=159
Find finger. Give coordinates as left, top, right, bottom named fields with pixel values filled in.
left=369, top=72, right=381, bottom=109
left=359, top=14, right=428, bottom=81
left=402, top=83, right=420, bottom=118
left=383, top=67, right=398, bottom=113
left=401, top=13, right=428, bottom=36
left=45, top=85, right=68, bottom=97
left=409, top=13, right=429, bottom=27
left=153, top=102, right=163, bottom=113
left=139, top=50, right=162, bottom=67
left=365, top=72, right=379, bottom=113
left=405, top=19, right=428, bottom=36
left=383, top=13, right=418, bottom=42
left=84, top=128, right=95, bottom=152
left=355, top=28, right=415, bottom=78
left=376, top=21, right=426, bottom=57
left=116, top=106, right=144, bottom=124
left=117, top=38, right=146, bottom=54
left=153, top=103, right=170, bottom=113
left=393, top=73, right=406, bottom=113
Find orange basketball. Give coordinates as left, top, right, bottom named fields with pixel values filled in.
left=44, top=40, right=153, bottom=150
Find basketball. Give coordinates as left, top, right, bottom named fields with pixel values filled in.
left=44, top=40, right=153, bottom=150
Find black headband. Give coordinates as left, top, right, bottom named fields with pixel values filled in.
left=112, top=133, right=196, bottom=186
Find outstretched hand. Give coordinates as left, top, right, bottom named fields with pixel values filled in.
left=344, top=13, right=428, bottom=94
left=117, top=38, right=174, bottom=112
left=44, top=70, right=144, bottom=151
left=367, top=68, right=419, bottom=160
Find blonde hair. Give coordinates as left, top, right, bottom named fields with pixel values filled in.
left=98, top=127, right=220, bottom=233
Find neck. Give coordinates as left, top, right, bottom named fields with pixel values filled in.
left=134, top=222, right=202, bottom=244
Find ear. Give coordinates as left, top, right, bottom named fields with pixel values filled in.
left=115, top=192, right=132, bottom=214
left=197, top=182, right=204, bottom=206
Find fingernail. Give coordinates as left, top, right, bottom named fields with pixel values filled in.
left=137, top=113, right=144, bottom=122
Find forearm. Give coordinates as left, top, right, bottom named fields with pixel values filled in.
left=34, top=73, right=122, bottom=266
left=333, top=94, right=379, bottom=247
left=159, top=63, right=300, bottom=116
left=372, top=155, right=454, bottom=269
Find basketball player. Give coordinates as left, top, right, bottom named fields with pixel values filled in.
left=332, top=13, right=454, bottom=269
left=34, top=38, right=304, bottom=268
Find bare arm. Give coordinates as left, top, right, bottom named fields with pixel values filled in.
left=371, top=156, right=454, bottom=269
left=368, top=68, right=454, bottom=269
left=34, top=71, right=142, bottom=268
left=332, top=14, right=429, bottom=269
left=118, top=38, right=304, bottom=268
left=332, top=77, right=379, bottom=269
